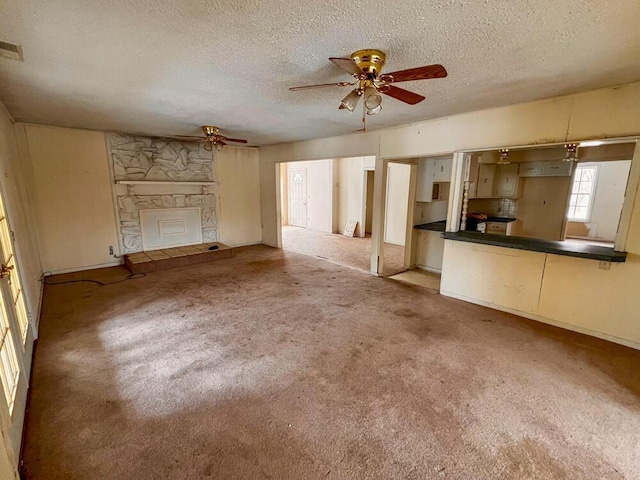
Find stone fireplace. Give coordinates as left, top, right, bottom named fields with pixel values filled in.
left=108, top=133, right=219, bottom=254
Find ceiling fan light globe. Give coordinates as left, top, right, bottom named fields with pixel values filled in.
left=204, top=142, right=213, bottom=151
left=366, top=104, right=382, bottom=115
left=340, top=89, right=361, bottom=112
left=364, top=87, right=382, bottom=115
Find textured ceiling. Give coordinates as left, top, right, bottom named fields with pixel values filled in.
left=1, top=1, right=640, bottom=145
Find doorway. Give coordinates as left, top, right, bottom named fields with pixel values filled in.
left=279, top=156, right=377, bottom=273
left=382, top=162, right=411, bottom=276
left=364, top=170, right=374, bottom=234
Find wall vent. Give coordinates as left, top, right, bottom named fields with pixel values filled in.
left=0, top=41, right=23, bottom=61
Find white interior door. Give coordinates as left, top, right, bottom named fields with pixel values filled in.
left=288, top=168, right=308, bottom=227
left=384, top=163, right=411, bottom=245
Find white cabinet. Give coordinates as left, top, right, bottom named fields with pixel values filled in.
left=433, top=158, right=452, bottom=182
left=476, top=164, right=496, bottom=198
left=542, top=161, right=572, bottom=176
left=484, top=221, right=514, bottom=236
left=519, top=161, right=572, bottom=177
left=519, top=162, right=543, bottom=176
left=416, top=159, right=435, bottom=202
left=495, top=163, right=519, bottom=197
left=416, top=157, right=452, bottom=202
left=415, top=230, right=445, bottom=272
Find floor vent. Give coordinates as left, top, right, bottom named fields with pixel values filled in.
left=0, top=41, right=23, bottom=61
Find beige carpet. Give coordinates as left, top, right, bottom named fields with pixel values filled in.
left=282, top=226, right=406, bottom=275
left=22, top=245, right=640, bottom=479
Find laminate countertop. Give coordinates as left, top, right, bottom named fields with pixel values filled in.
left=414, top=221, right=446, bottom=232
left=442, top=231, right=627, bottom=263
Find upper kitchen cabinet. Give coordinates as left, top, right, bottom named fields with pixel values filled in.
left=518, top=160, right=573, bottom=177
left=495, top=163, right=519, bottom=197
left=476, top=164, right=496, bottom=198
left=416, top=156, right=452, bottom=202
left=433, top=158, right=452, bottom=182
left=469, top=160, right=519, bottom=199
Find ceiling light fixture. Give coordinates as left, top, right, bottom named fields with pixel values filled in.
left=339, top=89, right=363, bottom=112
left=563, top=143, right=579, bottom=162
left=364, top=87, right=382, bottom=115
left=498, top=148, right=510, bottom=165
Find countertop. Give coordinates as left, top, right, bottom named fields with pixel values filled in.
left=414, top=220, right=446, bottom=232
left=442, top=231, right=627, bottom=263
left=484, top=216, right=516, bottom=223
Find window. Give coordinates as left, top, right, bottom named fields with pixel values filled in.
left=567, top=166, right=598, bottom=221
left=0, top=302, right=19, bottom=412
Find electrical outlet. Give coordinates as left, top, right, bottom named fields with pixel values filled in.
left=598, top=261, right=611, bottom=270
left=109, top=246, right=114, bottom=256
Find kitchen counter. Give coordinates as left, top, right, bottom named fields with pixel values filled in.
left=414, top=220, right=446, bottom=232
left=485, top=216, right=516, bottom=223
left=442, top=231, right=627, bottom=263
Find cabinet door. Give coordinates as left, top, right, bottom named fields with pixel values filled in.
left=519, top=161, right=543, bottom=177
left=433, top=158, right=452, bottom=182
left=496, top=164, right=519, bottom=197
left=415, top=231, right=428, bottom=266
left=542, top=161, right=572, bottom=176
left=485, top=222, right=507, bottom=235
left=476, top=164, right=496, bottom=197
left=415, top=159, right=434, bottom=202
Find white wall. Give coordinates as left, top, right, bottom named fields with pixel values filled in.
left=20, top=124, right=120, bottom=273
left=0, top=107, right=43, bottom=479
left=217, top=147, right=262, bottom=246
left=586, top=160, right=631, bottom=241
left=259, top=81, right=640, bottom=348
left=337, top=157, right=365, bottom=236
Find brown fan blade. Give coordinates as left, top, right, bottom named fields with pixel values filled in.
left=329, top=57, right=363, bottom=76
left=166, top=135, right=205, bottom=142
left=379, top=85, right=425, bottom=105
left=217, top=140, right=227, bottom=147
left=219, top=136, right=248, bottom=144
left=289, top=81, right=353, bottom=91
left=383, top=64, right=447, bottom=83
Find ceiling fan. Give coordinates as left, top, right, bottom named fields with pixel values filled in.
left=174, top=126, right=248, bottom=151
left=289, top=49, right=447, bottom=117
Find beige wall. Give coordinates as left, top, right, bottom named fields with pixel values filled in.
left=0, top=107, right=42, bottom=479
left=259, top=81, right=640, bottom=347
left=217, top=147, right=262, bottom=246
left=20, top=124, right=120, bottom=273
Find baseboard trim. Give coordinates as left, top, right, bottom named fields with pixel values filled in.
left=45, top=259, right=124, bottom=275
left=441, top=290, right=640, bottom=351
left=416, top=265, right=442, bottom=274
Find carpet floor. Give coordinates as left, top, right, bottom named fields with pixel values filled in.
left=282, top=226, right=406, bottom=275
left=22, top=245, right=640, bottom=479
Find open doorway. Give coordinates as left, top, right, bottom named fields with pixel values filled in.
left=279, top=156, right=377, bottom=273
left=381, top=162, right=411, bottom=276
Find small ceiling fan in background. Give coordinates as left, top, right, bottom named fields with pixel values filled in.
left=174, top=126, right=248, bottom=151
left=289, top=49, right=447, bottom=129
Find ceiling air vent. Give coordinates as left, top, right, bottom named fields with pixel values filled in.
left=0, top=41, right=23, bottom=61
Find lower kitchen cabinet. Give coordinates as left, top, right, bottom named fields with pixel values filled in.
left=415, top=230, right=445, bottom=272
